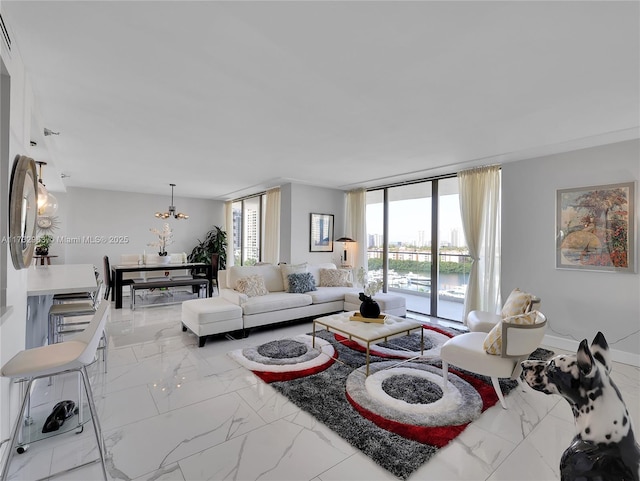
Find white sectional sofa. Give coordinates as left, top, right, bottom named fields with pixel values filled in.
left=218, top=263, right=358, bottom=329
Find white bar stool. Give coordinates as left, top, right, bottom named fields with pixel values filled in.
left=0, top=303, right=110, bottom=481
left=53, top=267, right=101, bottom=304
left=48, top=281, right=102, bottom=345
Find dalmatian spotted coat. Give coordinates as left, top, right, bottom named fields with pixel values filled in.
left=521, top=332, right=639, bottom=481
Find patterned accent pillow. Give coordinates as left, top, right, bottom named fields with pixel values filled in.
left=288, top=272, right=317, bottom=293
left=483, top=310, right=539, bottom=355
left=501, top=288, right=532, bottom=318
left=319, top=268, right=351, bottom=287
left=236, top=275, right=269, bottom=297
left=280, top=263, right=308, bottom=292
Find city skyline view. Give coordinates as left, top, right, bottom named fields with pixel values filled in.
left=366, top=194, right=467, bottom=249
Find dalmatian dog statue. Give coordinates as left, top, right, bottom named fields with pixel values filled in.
left=521, top=332, right=639, bottom=481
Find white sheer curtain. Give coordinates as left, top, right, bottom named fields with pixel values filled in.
left=263, top=187, right=281, bottom=264
left=346, top=189, right=367, bottom=278
left=225, top=201, right=234, bottom=267
left=458, top=166, right=501, bottom=322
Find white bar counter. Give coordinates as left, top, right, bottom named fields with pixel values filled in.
left=27, top=264, right=97, bottom=348
left=28, top=263, right=97, bottom=296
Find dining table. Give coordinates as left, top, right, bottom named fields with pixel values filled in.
left=26, top=263, right=97, bottom=348
left=111, top=262, right=212, bottom=309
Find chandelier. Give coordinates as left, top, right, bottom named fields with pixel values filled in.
left=155, top=183, right=189, bottom=220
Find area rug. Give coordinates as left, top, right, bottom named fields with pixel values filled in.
left=229, top=323, right=554, bottom=479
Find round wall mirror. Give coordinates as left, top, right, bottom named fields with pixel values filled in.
left=9, top=155, right=38, bottom=269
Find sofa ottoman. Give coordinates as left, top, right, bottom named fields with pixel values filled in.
left=182, top=297, right=243, bottom=347
left=343, top=292, right=407, bottom=317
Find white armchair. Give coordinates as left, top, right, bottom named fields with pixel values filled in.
left=467, top=288, right=540, bottom=332
left=441, top=311, right=547, bottom=409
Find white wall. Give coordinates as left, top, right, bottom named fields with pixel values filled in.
left=0, top=35, right=40, bottom=460
left=280, top=183, right=346, bottom=266
left=52, top=187, right=225, bottom=272
left=502, top=139, right=639, bottom=365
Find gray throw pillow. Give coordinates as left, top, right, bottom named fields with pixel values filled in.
left=288, top=272, right=317, bottom=293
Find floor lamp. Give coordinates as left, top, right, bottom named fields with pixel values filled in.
left=335, top=237, right=355, bottom=267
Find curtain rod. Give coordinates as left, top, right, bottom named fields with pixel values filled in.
left=366, top=165, right=501, bottom=192
left=366, top=173, right=457, bottom=192
left=230, top=191, right=267, bottom=203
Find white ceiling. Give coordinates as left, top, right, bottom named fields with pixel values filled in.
left=3, top=1, right=639, bottom=200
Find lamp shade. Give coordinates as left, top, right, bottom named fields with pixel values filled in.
left=39, top=192, right=58, bottom=217
left=335, top=237, right=356, bottom=265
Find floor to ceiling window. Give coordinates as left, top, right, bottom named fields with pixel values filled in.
left=365, top=175, right=469, bottom=322
left=232, top=194, right=265, bottom=266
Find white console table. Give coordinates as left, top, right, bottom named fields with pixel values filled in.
left=27, top=264, right=97, bottom=348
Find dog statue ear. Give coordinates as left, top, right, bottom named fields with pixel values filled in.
left=590, top=331, right=612, bottom=373
left=576, top=339, right=596, bottom=376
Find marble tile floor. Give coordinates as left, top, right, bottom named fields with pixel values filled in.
left=5, top=302, right=639, bottom=481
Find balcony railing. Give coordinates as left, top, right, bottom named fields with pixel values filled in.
left=366, top=249, right=471, bottom=322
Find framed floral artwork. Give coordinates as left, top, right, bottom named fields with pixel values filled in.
left=556, top=182, right=635, bottom=272
left=310, top=213, right=334, bottom=252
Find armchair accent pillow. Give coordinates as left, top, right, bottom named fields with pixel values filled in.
left=236, top=275, right=269, bottom=297
left=501, top=288, right=532, bottom=318
left=319, top=268, right=351, bottom=287
left=288, top=272, right=317, bottom=293
left=280, top=263, right=308, bottom=292
left=483, top=310, right=539, bottom=355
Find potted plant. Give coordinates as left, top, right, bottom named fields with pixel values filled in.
left=188, top=226, right=227, bottom=269
left=35, top=234, right=54, bottom=256
left=148, top=223, right=174, bottom=263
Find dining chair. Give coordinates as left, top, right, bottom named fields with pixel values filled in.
left=193, top=253, right=219, bottom=295
left=119, top=254, right=141, bottom=265
left=103, top=256, right=112, bottom=300
left=169, top=253, right=192, bottom=280
left=119, top=254, right=146, bottom=285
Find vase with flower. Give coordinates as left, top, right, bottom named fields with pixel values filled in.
left=357, top=268, right=384, bottom=318
left=148, top=223, right=174, bottom=264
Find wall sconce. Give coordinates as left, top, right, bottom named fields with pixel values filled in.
left=335, top=237, right=355, bottom=266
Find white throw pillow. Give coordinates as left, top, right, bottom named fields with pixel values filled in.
left=319, top=268, right=351, bottom=287
left=280, top=263, right=308, bottom=292
left=236, top=275, right=269, bottom=298
left=483, top=310, right=539, bottom=355
left=501, top=288, right=532, bottom=318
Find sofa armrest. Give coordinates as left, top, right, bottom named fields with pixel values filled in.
left=220, top=288, right=248, bottom=305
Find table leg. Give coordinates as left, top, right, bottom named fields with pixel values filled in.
left=312, top=321, right=316, bottom=348
left=114, top=270, right=123, bottom=309
left=420, top=326, right=424, bottom=355
left=366, top=342, right=371, bottom=376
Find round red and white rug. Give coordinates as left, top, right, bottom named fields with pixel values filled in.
left=228, top=334, right=337, bottom=382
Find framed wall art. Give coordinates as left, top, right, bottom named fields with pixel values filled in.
left=556, top=181, right=635, bottom=272
left=310, top=213, right=334, bottom=252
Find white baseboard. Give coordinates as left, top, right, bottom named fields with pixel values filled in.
left=543, top=334, right=640, bottom=367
